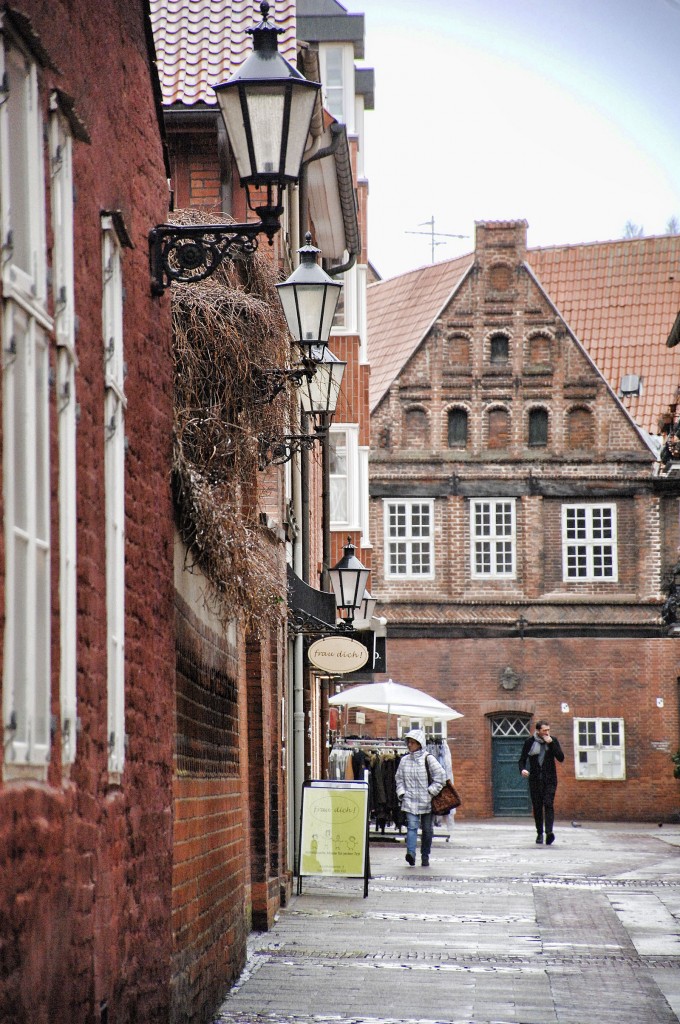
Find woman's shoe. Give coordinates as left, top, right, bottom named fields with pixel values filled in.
left=405, top=852, right=415, bottom=865
left=546, top=833, right=555, bottom=845
left=535, top=834, right=544, bottom=844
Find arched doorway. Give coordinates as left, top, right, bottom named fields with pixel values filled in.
left=491, top=715, right=532, bottom=815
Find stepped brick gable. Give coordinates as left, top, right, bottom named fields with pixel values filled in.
left=368, top=220, right=680, bottom=822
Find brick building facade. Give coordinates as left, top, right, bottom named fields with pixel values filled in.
left=0, top=2, right=175, bottom=1021
left=149, top=1, right=375, bottom=1020
left=368, top=220, right=680, bottom=822
left=0, top=0, right=375, bottom=1018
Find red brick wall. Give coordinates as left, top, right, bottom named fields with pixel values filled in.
left=377, top=636, right=680, bottom=822
left=0, top=2, right=175, bottom=1022
left=172, top=596, right=249, bottom=1024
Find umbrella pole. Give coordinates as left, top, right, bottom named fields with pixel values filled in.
left=386, top=705, right=391, bottom=740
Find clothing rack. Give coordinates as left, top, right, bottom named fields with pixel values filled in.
left=332, top=737, right=408, bottom=752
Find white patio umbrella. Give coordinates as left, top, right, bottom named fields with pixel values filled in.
left=328, top=678, right=462, bottom=737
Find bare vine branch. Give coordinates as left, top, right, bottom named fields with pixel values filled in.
left=171, top=209, right=295, bottom=634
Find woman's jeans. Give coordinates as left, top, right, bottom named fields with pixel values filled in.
left=406, top=811, right=433, bottom=859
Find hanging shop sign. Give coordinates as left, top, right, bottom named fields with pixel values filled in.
left=308, top=635, right=369, bottom=674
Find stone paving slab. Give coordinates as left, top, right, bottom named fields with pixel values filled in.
left=214, top=821, right=680, bottom=1024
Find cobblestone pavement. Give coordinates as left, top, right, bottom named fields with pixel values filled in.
left=214, top=820, right=680, bottom=1024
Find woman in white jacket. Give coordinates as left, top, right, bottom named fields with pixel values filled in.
left=395, top=728, right=446, bottom=867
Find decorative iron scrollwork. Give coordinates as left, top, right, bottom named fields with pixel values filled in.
left=258, top=432, right=321, bottom=468
left=149, top=222, right=263, bottom=294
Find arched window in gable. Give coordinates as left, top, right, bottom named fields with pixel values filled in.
left=446, top=332, right=471, bottom=367
left=447, top=408, right=468, bottom=448
left=404, top=407, right=429, bottom=449
left=528, top=333, right=552, bottom=366
left=490, top=332, right=510, bottom=365
left=489, top=263, right=513, bottom=291
left=567, top=407, right=594, bottom=449
left=528, top=408, right=549, bottom=447
left=487, top=407, right=511, bottom=449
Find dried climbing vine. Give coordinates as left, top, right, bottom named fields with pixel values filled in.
left=171, top=209, right=295, bottom=633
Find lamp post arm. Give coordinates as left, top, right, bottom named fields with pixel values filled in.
left=149, top=216, right=281, bottom=295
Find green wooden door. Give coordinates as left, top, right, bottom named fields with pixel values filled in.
left=492, top=736, right=531, bottom=815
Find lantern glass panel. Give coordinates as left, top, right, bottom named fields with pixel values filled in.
left=299, top=350, right=345, bottom=416
left=282, top=85, right=318, bottom=178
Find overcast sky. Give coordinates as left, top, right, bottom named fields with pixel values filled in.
left=360, top=0, right=680, bottom=279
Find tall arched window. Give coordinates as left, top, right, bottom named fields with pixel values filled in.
left=528, top=333, right=552, bottom=366
left=567, top=407, right=594, bottom=449
left=404, top=407, right=429, bottom=449
left=487, top=408, right=510, bottom=448
left=528, top=409, right=548, bottom=447
left=448, top=408, right=468, bottom=448
left=490, top=333, right=509, bottom=364
left=489, top=264, right=513, bottom=291
left=446, top=333, right=471, bottom=367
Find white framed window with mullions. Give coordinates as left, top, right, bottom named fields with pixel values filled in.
left=470, top=499, right=516, bottom=579
left=573, top=718, right=625, bottom=780
left=330, top=261, right=358, bottom=335
left=329, top=424, right=359, bottom=530
left=1, top=31, right=52, bottom=771
left=50, top=96, right=78, bottom=765
left=102, top=215, right=127, bottom=776
left=562, top=504, right=618, bottom=581
left=319, top=43, right=355, bottom=129
left=384, top=499, right=435, bottom=580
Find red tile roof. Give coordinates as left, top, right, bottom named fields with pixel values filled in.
left=149, top=0, right=297, bottom=108
left=368, top=234, right=680, bottom=434
left=367, top=254, right=473, bottom=415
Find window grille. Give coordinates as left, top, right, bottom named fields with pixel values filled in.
left=491, top=716, right=531, bottom=737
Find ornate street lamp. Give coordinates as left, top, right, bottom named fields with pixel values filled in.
left=356, top=589, right=377, bottom=624
left=276, top=234, right=343, bottom=355
left=299, top=346, right=346, bottom=426
left=149, top=2, right=320, bottom=294
left=257, top=348, right=345, bottom=466
left=213, top=6, right=318, bottom=194
left=329, top=537, right=369, bottom=627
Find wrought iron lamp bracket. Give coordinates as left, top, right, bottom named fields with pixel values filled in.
left=258, top=431, right=321, bottom=469
left=253, top=358, right=316, bottom=405
left=287, top=607, right=354, bottom=637
left=149, top=215, right=280, bottom=295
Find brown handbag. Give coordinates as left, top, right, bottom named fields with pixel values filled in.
left=426, top=755, right=462, bottom=813
left=432, top=779, right=462, bottom=814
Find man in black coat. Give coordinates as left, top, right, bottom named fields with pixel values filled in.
left=519, top=720, right=564, bottom=845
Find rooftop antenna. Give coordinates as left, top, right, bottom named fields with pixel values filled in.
left=406, top=215, right=468, bottom=263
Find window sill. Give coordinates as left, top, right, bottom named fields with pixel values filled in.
left=3, top=763, right=49, bottom=783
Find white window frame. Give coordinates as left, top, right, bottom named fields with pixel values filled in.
left=574, top=717, right=625, bottom=780
left=562, top=504, right=618, bottom=582
left=50, top=97, right=78, bottom=764
left=0, top=31, right=46, bottom=304
left=102, top=216, right=126, bottom=775
left=2, top=303, right=51, bottom=769
left=384, top=498, right=435, bottom=580
left=330, top=260, right=358, bottom=335
left=1, top=32, right=51, bottom=772
left=329, top=423, right=359, bottom=530
left=319, top=43, right=355, bottom=130
left=470, top=499, right=516, bottom=579
left=406, top=718, right=447, bottom=739
left=358, top=444, right=370, bottom=548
